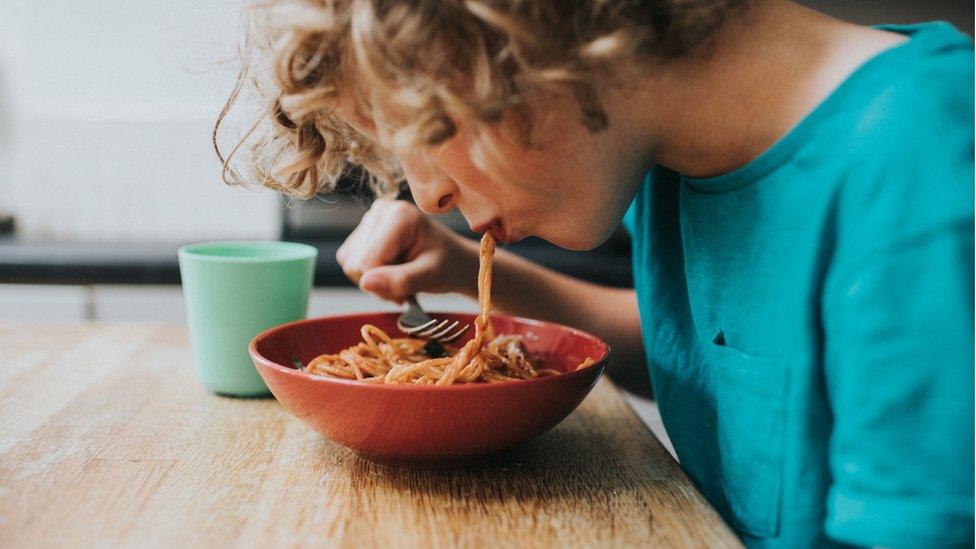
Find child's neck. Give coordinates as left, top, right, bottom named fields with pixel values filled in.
left=626, top=0, right=907, bottom=179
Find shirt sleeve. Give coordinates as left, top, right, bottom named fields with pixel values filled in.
left=821, top=223, right=975, bottom=548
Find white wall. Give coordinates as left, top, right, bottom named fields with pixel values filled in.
left=0, top=0, right=280, bottom=242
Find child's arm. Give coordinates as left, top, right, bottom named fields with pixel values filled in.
left=822, top=222, right=973, bottom=547
left=819, top=95, right=974, bottom=546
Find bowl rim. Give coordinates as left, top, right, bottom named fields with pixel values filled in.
left=249, top=311, right=611, bottom=392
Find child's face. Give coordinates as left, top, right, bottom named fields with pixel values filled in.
left=340, top=91, right=647, bottom=250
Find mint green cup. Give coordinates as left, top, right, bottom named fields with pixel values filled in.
left=178, top=241, right=317, bottom=397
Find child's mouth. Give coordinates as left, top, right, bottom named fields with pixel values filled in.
left=490, top=222, right=516, bottom=244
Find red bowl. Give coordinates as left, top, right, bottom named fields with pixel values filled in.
left=249, top=312, right=609, bottom=468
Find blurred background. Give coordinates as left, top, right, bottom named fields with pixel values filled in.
left=0, top=0, right=972, bottom=323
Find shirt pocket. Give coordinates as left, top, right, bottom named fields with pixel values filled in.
left=704, top=341, right=790, bottom=538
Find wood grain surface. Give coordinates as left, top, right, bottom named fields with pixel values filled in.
left=0, top=323, right=740, bottom=548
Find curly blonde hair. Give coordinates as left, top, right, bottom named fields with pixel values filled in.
left=215, top=0, right=747, bottom=198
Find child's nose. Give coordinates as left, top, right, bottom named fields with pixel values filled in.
left=437, top=193, right=455, bottom=210
left=412, top=179, right=458, bottom=215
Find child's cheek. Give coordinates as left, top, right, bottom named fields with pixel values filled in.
left=433, top=140, right=496, bottom=196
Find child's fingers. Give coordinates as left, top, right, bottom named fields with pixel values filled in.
left=342, top=215, right=414, bottom=277
left=337, top=200, right=420, bottom=283
left=359, top=251, right=441, bottom=303
left=336, top=197, right=390, bottom=264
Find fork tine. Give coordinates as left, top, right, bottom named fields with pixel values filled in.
left=437, top=323, right=470, bottom=344
left=400, top=318, right=437, bottom=335
left=427, top=320, right=459, bottom=340
left=418, top=319, right=450, bottom=338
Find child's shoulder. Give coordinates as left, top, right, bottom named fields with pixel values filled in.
left=831, top=24, right=973, bottom=254
left=853, top=23, right=972, bottom=143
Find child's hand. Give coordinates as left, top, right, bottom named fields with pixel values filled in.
left=336, top=198, right=479, bottom=303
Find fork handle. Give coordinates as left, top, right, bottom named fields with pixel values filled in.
left=400, top=294, right=432, bottom=327
left=405, top=295, right=425, bottom=317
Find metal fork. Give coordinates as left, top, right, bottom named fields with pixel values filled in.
left=396, top=295, right=470, bottom=343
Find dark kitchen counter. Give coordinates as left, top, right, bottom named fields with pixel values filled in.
left=0, top=236, right=633, bottom=288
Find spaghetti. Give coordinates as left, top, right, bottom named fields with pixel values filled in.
left=304, top=231, right=584, bottom=384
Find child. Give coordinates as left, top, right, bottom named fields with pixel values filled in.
left=218, top=0, right=974, bottom=546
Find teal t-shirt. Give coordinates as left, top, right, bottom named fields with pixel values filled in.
left=623, top=22, right=974, bottom=548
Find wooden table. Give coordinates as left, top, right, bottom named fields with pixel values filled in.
left=0, top=324, right=739, bottom=548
